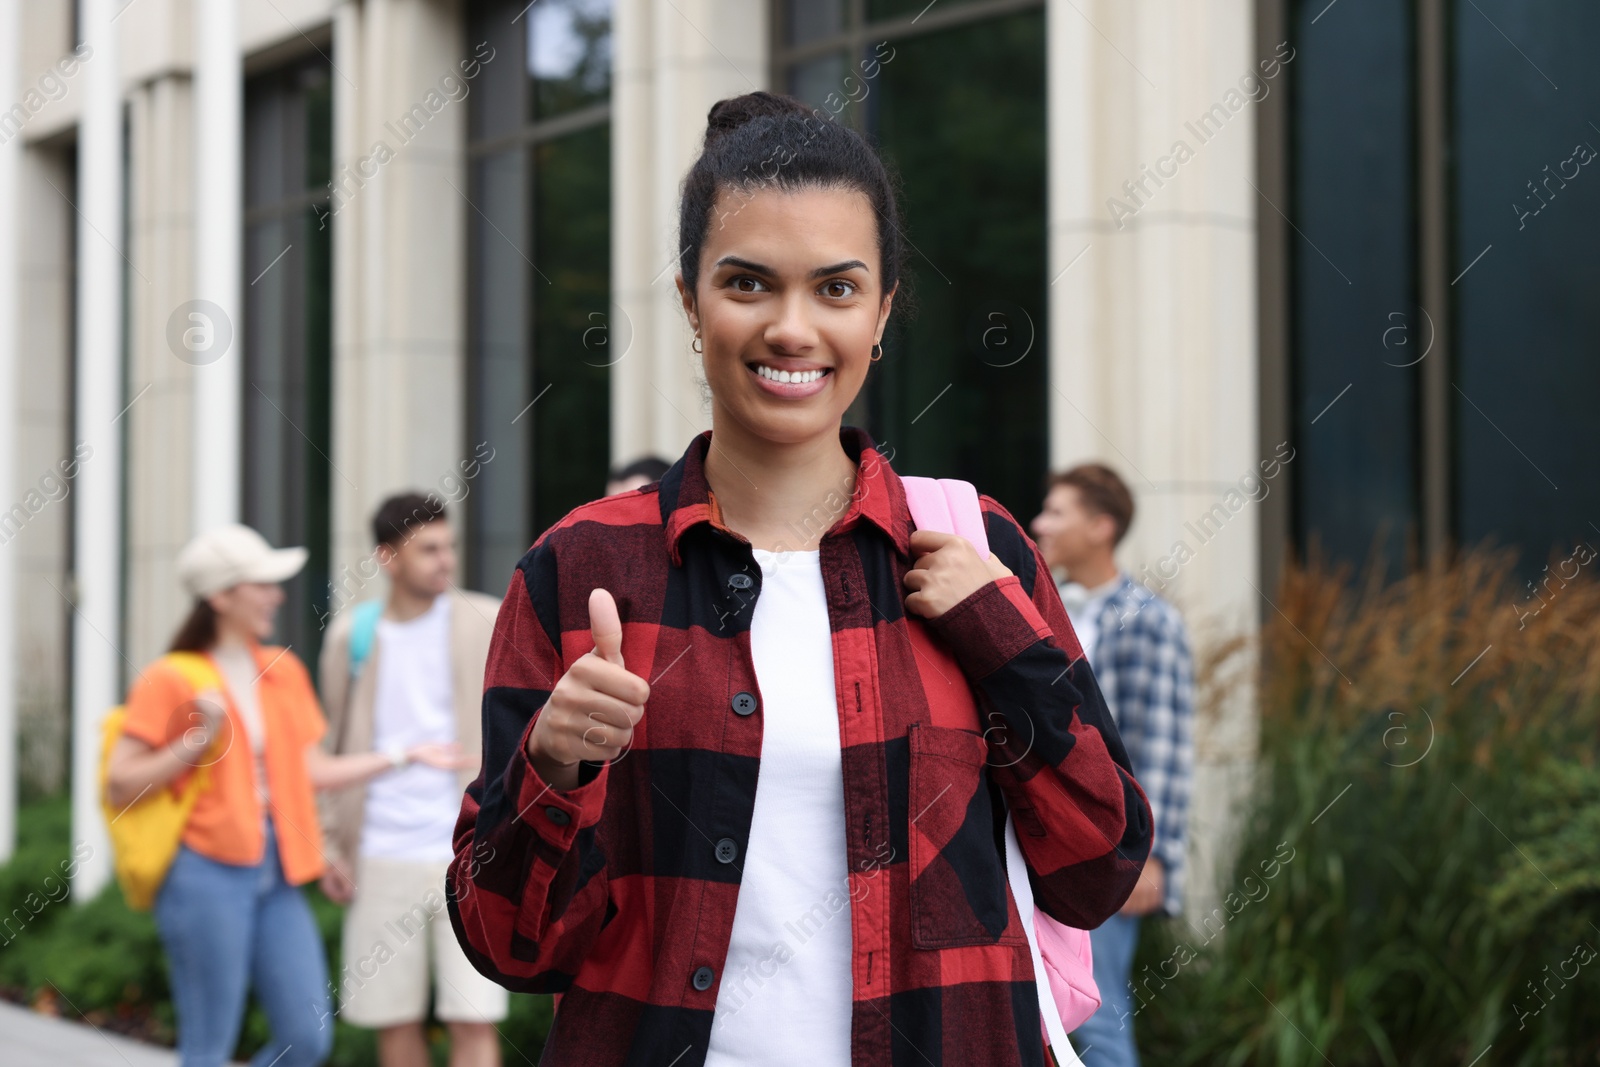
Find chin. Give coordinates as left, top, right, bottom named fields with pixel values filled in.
left=732, top=392, right=852, bottom=443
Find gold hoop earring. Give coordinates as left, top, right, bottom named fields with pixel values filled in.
left=869, top=342, right=883, bottom=362
left=692, top=335, right=704, bottom=354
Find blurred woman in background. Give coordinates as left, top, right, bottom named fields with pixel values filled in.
left=105, top=523, right=465, bottom=1067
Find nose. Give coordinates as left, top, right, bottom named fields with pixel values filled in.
left=763, top=289, right=818, bottom=354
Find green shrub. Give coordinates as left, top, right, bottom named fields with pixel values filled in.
left=1131, top=542, right=1600, bottom=1066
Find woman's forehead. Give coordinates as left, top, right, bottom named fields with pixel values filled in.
left=704, top=184, right=878, bottom=269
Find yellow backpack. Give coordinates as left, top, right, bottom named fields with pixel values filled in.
left=98, top=651, right=226, bottom=911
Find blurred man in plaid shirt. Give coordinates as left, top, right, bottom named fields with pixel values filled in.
left=1031, top=463, right=1196, bottom=1067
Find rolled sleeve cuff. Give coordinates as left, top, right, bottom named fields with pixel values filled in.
left=926, top=575, right=1053, bottom=679
left=512, top=714, right=609, bottom=849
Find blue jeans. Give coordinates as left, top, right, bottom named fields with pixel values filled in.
left=154, top=821, right=333, bottom=1067
left=1069, top=913, right=1141, bottom=1067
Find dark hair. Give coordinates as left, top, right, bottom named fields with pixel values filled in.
left=677, top=91, right=910, bottom=316
left=169, top=598, right=219, bottom=653
left=1049, top=464, right=1136, bottom=547
left=371, top=491, right=448, bottom=548
left=609, top=456, right=672, bottom=484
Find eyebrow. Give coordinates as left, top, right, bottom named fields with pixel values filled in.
left=713, top=255, right=872, bottom=279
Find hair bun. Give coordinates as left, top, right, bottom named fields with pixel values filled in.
left=703, top=91, right=811, bottom=148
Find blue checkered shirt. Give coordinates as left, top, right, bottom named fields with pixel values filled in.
left=1062, top=573, right=1195, bottom=915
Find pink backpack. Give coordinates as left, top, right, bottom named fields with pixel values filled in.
left=902, top=476, right=1101, bottom=1052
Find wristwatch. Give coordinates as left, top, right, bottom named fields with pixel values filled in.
left=383, top=742, right=411, bottom=770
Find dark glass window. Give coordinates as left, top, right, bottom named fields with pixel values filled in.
left=466, top=0, right=612, bottom=590
left=1451, top=1, right=1600, bottom=583
left=776, top=1, right=1048, bottom=524
left=865, top=0, right=988, bottom=22
left=243, top=57, right=333, bottom=667
left=1286, top=0, right=1418, bottom=582
left=1283, top=0, right=1599, bottom=587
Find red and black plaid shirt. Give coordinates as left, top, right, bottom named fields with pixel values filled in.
left=448, top=426, right=1152, bottom=1066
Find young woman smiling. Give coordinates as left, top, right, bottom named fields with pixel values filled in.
left=448, top=92, right=1153, bottom=1067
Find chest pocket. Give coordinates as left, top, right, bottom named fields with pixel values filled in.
left=906, top=722, right=1029, bottom=949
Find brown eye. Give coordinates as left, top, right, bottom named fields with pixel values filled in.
left=823, top=280, right=856, bottom=299
left=732, top=276, right=766, bottom=293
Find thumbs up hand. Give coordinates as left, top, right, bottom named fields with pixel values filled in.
left=526, top=588, right=650, bottom=791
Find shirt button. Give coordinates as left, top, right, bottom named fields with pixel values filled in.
left=731, top=691, right=757, bottom=716
left=727, top=572, right=753, bottom=591
left=714, top=838, right=738, bottom=864
left=543, top=806, right=571, bottom=826
left=692, top=965, right=715, bottom=991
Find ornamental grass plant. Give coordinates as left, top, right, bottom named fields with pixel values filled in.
left=1137, top=537, right=1600, bottom=1066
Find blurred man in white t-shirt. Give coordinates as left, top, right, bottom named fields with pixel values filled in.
left=319, top=492, right=505, bottom=1067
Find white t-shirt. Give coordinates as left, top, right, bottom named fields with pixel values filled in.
left=1059, top=572, right=1122, bottom=670
left=359, top=595, right=460, bottom=863
left=211, top=643, right=269, bottom=809
left=705, top=548, right=853, bottom=1066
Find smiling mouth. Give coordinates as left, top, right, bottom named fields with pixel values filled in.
left=750, top=363, right=832, bottom=385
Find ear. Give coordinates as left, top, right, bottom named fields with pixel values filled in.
left=875, top=281, right=898, bottom=341
left=375, top=542, right=399, bottom=573
left=675, top=272, right=699, bottom=334
left=1090, top=510, right=1118, bottom=547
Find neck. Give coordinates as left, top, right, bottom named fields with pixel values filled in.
left=386, top=583, right=439, bottom=622
left=1065, top=555, right=1120, bottom=590
left=701, top=415, right=858, bottom=552
left=211, top=625, right=257, bottom=654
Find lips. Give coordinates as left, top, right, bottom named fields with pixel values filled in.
left=747, top=361, right=833, bottom=399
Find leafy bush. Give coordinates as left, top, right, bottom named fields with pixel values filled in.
left=0, top=796, right=553, bottom=1064
left=1131, top=541, right=1600, bottom=1065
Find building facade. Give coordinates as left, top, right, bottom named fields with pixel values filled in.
left=1, top=0, right=1593, bottom=908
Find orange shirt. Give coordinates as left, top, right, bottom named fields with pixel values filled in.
left=122, top=643, right=328, bottom=885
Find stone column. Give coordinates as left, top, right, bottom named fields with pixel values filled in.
left=0, top=0, right=19, bottom=864
left=327, top=0, right=468, bottom=612
left=124, top=71, right=201, bottom=674
left=191, top=0, right=243, bottom=533
left=610, top=0, right=768, bottom=465
left=1047, top=0, right=1263, bottom=917
left=70, top=0, right=124, bottom=900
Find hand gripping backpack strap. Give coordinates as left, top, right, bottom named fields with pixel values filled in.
left=903, top=476, right=990, bottom=559
left=157, top=651, right=227, bottom=810
left=901, top=476, right=1100, bottom=1051
left=101, top=651, right=226, bottom=910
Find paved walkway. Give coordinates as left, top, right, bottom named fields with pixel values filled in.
left=0, top=1000, right=181, bottom=1066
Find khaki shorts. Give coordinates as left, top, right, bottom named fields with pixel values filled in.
left=338, top=855, right=510, bottom=1028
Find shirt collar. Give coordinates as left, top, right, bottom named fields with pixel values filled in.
left=659, top=425, right=911, bottom=566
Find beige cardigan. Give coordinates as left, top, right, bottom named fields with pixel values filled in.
left=317, top=586, right=501, bottom=869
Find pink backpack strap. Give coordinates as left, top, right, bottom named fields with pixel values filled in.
left=900, top=473, right=1101, bottom=1048
left=901, top=476, right=990, bottom=559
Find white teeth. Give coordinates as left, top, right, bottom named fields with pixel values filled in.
left=755, top=365, right=826, bottom=384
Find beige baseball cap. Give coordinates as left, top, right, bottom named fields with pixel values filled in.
left=176, top=524, right=308, bottom=598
